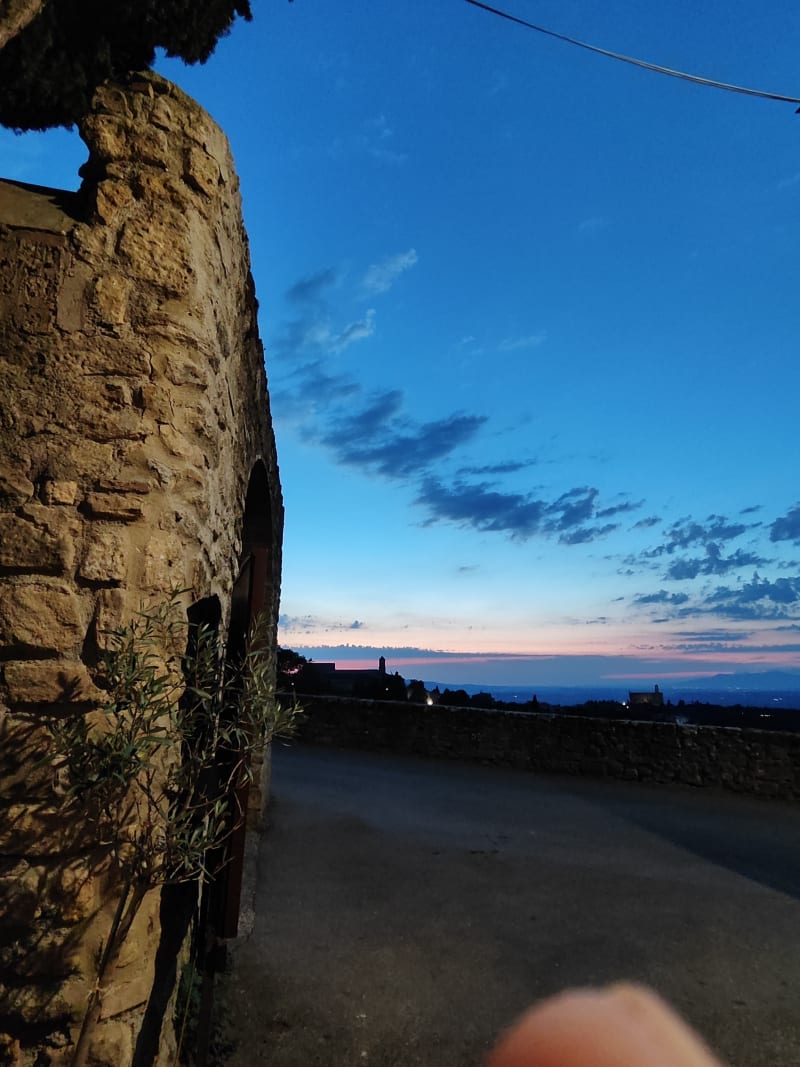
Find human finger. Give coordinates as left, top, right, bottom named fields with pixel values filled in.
left=487, top=983, right=725, bottom=1067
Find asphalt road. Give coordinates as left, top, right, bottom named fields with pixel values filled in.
left=223, top=744, right=800, bottom=1066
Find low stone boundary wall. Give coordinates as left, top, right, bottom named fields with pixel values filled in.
left=294, top=696, right=800, bottom=799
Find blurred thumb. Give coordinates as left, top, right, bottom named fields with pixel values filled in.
left=488, top=984, right=725, bottom=1067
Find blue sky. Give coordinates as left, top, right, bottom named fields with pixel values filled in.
left=4, top=0, right=800, bottom=686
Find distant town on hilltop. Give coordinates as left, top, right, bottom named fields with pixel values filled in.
left=278, top=650, right=800, bottom=732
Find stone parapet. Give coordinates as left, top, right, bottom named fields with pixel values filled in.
left=295, top=696, right=800, bottom=800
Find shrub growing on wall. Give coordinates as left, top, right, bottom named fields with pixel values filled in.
left=0, top=0, right=255, bottom=129
left=43, top=596, right=300, bottom=1066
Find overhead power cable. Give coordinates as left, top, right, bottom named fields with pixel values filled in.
left=465, top=0, right=800, bottom=111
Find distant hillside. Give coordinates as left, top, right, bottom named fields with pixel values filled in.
left=680, top=670, right=800, bottom=691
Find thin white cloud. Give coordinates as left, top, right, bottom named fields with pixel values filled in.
left=365, top=114, right=393, bottom=140
left=578, top=216, right=610, bottom=234
left=367, top=146, right=408, bottom=165
left=362, top=249, right=418, bottom=294
left=331, top=309, right=376, bottom=351
left=498, top=332, right=547, bottom=352
left=488, top=71, right=509, bottom=97
left=777, top=172, right=800, bottom=190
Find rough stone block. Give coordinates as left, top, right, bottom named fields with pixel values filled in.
left=150, top=96, right=177, bottom=132
left=117, top=213, right=192, bottom=296
left=43, top=481, right=79, bottom=506
left=96, top=478, right=149, bottom=495
left=0, top=708, right=57, bottom=799
left=53, top=859, right=103, bottom=926
left=93, top=589, right=127, bottom=650
left=0, top=462, right=35, bottom=506
left=55, top=262, right=92, bottom=332
left=140, top=533, right=186, bottom=591
left=87, top=1018, right=134, bottom=1067
left=0, top=1032, right=21, bottom=1064
left=80, top=112, right=133, bottom=164
left=3, top=661, right=100, bottom=706
left=163, top=352, right=204, bottom=388
left=0, top=859, right=43, bottom=923
left=80, top=526, right=128, bottom=584
left=85, top=494, right=144, bottom=522
left=157, top=425, right=205, bottom=467
left=91, top=274, right=130, bottom=326
left=81, top=340, right=151, bottom=378
left=93, top=178, right=135, bottom=226
left=0, top=974, right=86, bottom=1025
left=0, top=803, right=94, bottom=857
left=183, top=146, right=220, bottom=198
left=101, top=892, right=160, bottom=1020
left=0, top=514, right=69, bottom=573
left=136, top=382, right=176, bottom=422
left=0, top=580, right=84, bottom=653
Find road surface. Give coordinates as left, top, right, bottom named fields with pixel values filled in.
left=222, top=744, right=800, bottom=1066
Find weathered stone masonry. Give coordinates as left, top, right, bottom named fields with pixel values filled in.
left=0, top=72, right=282, bottom=1064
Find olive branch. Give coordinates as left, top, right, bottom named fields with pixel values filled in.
left=43, top=595, right=301, bottom=1067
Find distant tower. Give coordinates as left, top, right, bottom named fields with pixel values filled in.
left=379, top=655, right=386, bottom=675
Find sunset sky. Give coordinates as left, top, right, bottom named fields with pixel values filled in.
left=4, top=0, right=800, bottom=687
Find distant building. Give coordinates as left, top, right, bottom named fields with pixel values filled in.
left=628, top=684, right=664, bottom=707
left=301, top=658, right=405, bottom=700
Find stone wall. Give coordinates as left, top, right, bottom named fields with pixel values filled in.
left=296, top=696, right=800, bottom=799
left=0, top=72, right=282, bottom=1065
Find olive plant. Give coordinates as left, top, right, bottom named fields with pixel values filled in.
left=44, top=596, right=301, bottom=1067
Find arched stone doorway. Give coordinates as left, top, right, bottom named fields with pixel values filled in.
left=217, top=461, right=274, bottom=940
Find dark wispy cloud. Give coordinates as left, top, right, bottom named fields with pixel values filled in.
left=701, top=573, right=800, bottom=620
left=659, top=628, right=800, bottom=654
left=559, top=523, right=619, bottom=545
left=596, top=499, right=644, bottom=519
left=664, top=546, right=767, bottom=581
left=278, top=614, right=368, bottom=633
left=659, top=629, right=757, bottom=653
left=669, top=640, right=800, bottom=654
left=286, top=267, right=339, bottom=304
left=770, top=503, right=800, bottom=546
left=630, top=560, right=800, bottom=624
left=671, top=630, right=752, bottom=643
left=415, top=479, right=626, bottom=544
left=272, top=311, right=375, bottom=359
left=660, top=515, right=750, bottom=552
left=274, top=266, right=375, bottom=361
left=547, top=487, right=598, bottom=531
left=456, top=460, right=538, bottom=477
left=633, top=515, right=661, bottom=529
left=320, top=392, right=487, bottom=479
left=632, top=590, right=690, bottom=606
left=271, top=359, right=360, bottom=427
left=416, top=479, right=547, bottom=539
left=272, top=315, right=330, bottom=358
left=625, top=514, right=763, bottom=585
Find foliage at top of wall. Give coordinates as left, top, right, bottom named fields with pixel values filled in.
left=0, top=0, right=256, bottom=130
